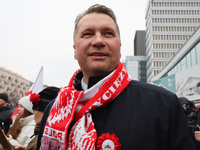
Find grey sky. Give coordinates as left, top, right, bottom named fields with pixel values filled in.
left=0, top=0, right=147, bottom=87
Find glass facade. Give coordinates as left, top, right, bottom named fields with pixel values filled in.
left=127, top=61, right=139, bottom=80
left=168, top=41, right=200, bottom=76
left=125, top=56, right=147, bottom=82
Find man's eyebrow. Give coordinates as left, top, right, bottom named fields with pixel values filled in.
left=103, top=27, right=115, bottom=30
left=80, top=27, right=93, bottom=32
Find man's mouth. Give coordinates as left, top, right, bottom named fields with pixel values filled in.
left=90, top=54, right=105, bottom=56
left=89, top=52, right=107, bottom=56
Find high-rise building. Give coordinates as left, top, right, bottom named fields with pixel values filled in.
left=145, top=0, right=200, bottom=82
left=125, top=56, right=147, bottom=82
left=134, top=30, right=146, bottom=56
left=151, top=25, right=200, bottom=102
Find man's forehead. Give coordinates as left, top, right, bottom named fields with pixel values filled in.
left=77, top=13, right=117, bottom=31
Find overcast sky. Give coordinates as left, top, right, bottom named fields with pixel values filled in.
left=0, top=0, right=147, bottom=88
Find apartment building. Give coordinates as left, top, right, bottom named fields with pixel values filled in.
left=0, top=66, right=31, bottom=106
left=145, top=0, right=200, bottom=82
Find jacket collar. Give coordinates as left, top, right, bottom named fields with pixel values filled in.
left=74, top=71, right=112, bottom=91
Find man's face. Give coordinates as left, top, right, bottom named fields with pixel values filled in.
left=73, top=13, right=121, bottom=80
left=198, top=87, right=200, bottom=94
left=33, top=110, right=44, bottom=124
left=0, top=99, right=6, bottom=107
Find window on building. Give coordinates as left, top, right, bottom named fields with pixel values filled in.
left=196, top=42, right=200, bottom=65
left=180, top=57, right=186, bottom=71
left=163, top=44, right=165, bottom=49
left=191, top=48, right=197, bottom=67
left=171, top=68, right=175, bottom=74
left=187, top=18, right=190, bottom=23
left=186, top=52, right=191, bottom=68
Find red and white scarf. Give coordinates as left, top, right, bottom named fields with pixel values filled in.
left=40, top=62, right=131, bottom=150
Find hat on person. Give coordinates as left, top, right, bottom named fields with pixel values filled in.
left=0, top=93, right=8, bottom=103
left=30, top=86, right=60, bottom=112
left=18, top=96, right=34, bottom=114
left=179, top=97, right=195, bottom=109
left=179, top=97, right=189, bottom=105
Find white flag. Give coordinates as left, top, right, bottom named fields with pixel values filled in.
left=26, top=66, right=43, bottom=95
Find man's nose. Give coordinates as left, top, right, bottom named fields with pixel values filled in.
left=91, top=34, right=106, bottom=47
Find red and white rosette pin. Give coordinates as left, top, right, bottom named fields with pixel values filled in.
left=96, top=133, right=121, bottom=150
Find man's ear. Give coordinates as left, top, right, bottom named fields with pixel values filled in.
left=73, top=45, right=77, bottom=59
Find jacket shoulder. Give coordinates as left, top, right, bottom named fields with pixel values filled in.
left=128, top=80, right=176, bottom=98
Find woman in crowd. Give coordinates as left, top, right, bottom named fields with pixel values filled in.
left=7, top=96, right=35, bottom=147
left=12, top=86, right=60, bottom=150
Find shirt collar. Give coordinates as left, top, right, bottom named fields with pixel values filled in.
left=74, top=71, right=112, bottom=91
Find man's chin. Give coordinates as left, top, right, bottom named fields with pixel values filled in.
left=90, top=67, right=112, bottom=75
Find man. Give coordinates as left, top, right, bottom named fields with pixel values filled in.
left=0, top=93, right=14, bottom=134
left=37, top=4, right=195, bottom=150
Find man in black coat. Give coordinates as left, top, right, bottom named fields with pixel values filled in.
left=37, top=4, right=195, bottom=150
left=0, top=93, right=14, bottom=134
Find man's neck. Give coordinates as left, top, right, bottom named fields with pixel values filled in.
left=75, top=71, right=113, bottom=91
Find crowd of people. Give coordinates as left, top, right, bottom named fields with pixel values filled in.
left=0, top=86, right=60, bottom=150
left=0, top=4, right=200, bottom=150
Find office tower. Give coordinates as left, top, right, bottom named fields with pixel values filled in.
left=134, top=30, right=146, bottom=56
left=145, top=0, right=200, bottom=82
left=125, top=56, right=147, bottom=82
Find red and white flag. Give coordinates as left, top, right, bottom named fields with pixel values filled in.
left=11, top=66, right=43, bottom=119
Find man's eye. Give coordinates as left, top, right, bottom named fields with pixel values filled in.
left=83, top=33, right=92, bottom=37
left=105, top=32, right=113, bottom=36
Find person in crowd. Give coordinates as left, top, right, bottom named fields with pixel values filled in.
left=6, top=96, right=35, bottom=147
left=0, top=93, right=14, bottom=134
left=194, top=81, right=200, bottom=149
left=179, top=97, right=196, bottom=119
left=197, top=82, right=200, bottom=94
left=36, top=4, right=195, bottom=150
left=12, top=86, right=60, bottom=150
left=179, top=97, right=200, bottom=149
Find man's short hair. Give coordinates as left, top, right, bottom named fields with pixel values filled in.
left=73, top=4, right=120, bottom=41
left=197, top=81, right=200, bottom=87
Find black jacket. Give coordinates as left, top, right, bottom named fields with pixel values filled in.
left=37, top=72, right=195, bottom=150
left=188, top=107, right=200, bottom=150
left=0, top=104, right=14, bottom=134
